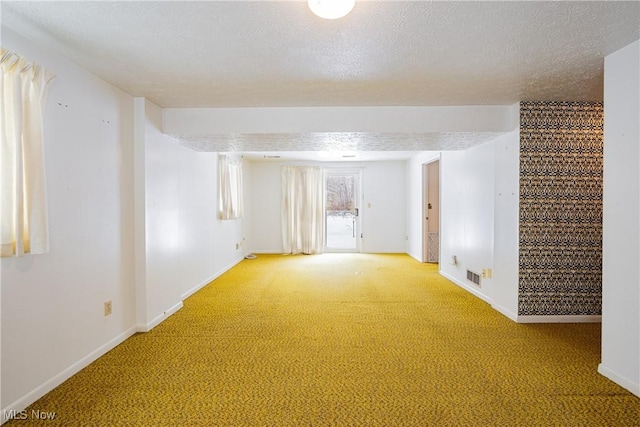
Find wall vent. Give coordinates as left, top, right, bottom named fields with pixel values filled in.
left=428, top=232, right=439, bottom=262
left=467, top=270, right=481, bottom=286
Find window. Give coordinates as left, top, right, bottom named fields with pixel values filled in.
left=1, top=49, right=54, bottom=257
left=217, top=155, right=243, bottom=220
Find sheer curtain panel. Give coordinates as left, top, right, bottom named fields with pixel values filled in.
left=217, top=154, right=243, bottom=220
left=1, top=49, right=54, bottom=257
left=282, top=166, right=324, bottom=255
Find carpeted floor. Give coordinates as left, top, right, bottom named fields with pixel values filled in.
left=8, top=254, right=640, bottom=426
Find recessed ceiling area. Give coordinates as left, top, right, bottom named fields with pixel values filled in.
left=2, top=1, right=638, bottom=160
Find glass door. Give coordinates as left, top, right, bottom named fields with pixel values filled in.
left=325, top=170, right=361, bottom=252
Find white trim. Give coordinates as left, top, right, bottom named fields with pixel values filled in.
left=407, top=252, right=422, bottom=263
left=249, top=250, right=283, bottom=255
left=439, top=270, right=493, bottom=304
left=439, top=272, right=602, bottom=325
left=491, top=303, right=518, bottom=322
left=136, top=301, right=183, bottom=333
left=1, top=326, right=137, bottom=425
left=324, top=168, right=363, bottom=254
left=516, top=315, right=602, bottom=323
left=598, top=364, right=640, bottom=397
left=181, top=256, right=244, bottom=300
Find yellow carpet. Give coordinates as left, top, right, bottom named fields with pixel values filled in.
left=9, top=254, right=639, bottom=426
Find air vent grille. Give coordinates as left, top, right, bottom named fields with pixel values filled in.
left=467, top=270, right=481, bottom=286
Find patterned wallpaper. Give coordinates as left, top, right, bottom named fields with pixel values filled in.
left=519, top=102, right=603, bottom=316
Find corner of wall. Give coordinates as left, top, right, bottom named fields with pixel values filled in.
left=133, top=98, right=148, bottom=328
left=598, top=364, right=640, bottom=398
left=600, top=38, right=640, bottom=397
left=137, top=302, right=184, bottom=333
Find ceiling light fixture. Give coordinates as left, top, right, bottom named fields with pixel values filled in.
left=308, top=0, right=355, bottom=20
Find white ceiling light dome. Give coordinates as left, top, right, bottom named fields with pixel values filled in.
left=308, top=0, right=356, bottom=20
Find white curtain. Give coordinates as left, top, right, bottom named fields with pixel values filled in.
left=282, top=166, right=325, bottom=255
left=1, top=48, right=54, bottom=257
left=217, top=154, right=243, bottom=220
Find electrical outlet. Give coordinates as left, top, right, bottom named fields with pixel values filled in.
left=235, top=243, right=240, bottom=250
left=104, top=301, right=112, bottom=316
left=482, top=269, right=487, bottom=278
left=487, top=268, right=493, bottom=279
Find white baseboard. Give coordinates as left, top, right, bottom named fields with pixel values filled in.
left=2, top=326, right=137, bottom=425
left=439, top=270, right=493, bottom=305
left=407, top=252, right=423, bottom=263
left=492, top=303, right=518, bottom=322
left=516, top=315, right=602, bottom=323
left=598, top=363, right=640, bottom=397
left=438, top=272, right=603, bottom=325
left=249, top=250, right=282, bottom=255
left=181, top=256, right=244, bottom=300
left=136, top=301, right=184, bottom=333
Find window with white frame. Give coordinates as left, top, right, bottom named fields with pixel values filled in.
left=1, top=48, right=54, bottom=257
left=217, top=155, right=243, bottom=220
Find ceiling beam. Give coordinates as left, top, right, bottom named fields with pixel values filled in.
left=163, top=105, right=519, bottom=136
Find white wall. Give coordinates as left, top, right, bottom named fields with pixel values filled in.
left=248, top=162, right=283, bottom=253
left=178, top=152, right=246, bottom=299
left=248, top=160, right=407, bottom=254
left=143, top=101, right=184, bottom=326
left=1, top=26, right=136, bottom=416
left=436, top=132, right=521, bottom=315
left=439, top=142, right=496, bottom=303
left=491, top=131, right=520, bottom=320
left=599, top=39, right=640, bottom=397
left=0, top=27, right=248, bottom=420
left=144, top=100, right=246, bottom=317
left=406, top=152, right=440, bottom=261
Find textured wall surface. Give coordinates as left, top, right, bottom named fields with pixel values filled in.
left=519, top=102, right=603, bottom=316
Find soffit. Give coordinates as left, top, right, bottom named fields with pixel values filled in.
left=3, top=1, right=637, bottom=159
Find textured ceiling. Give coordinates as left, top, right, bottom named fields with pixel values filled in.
left=176, top=131, right=505, bottom=152
left=3, top=1, right=639, bottom=108
left=2, top=1, right=639, bottom=158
